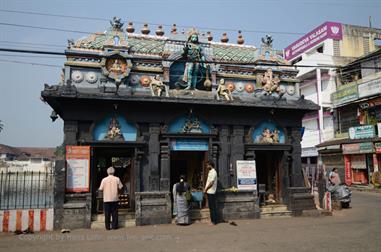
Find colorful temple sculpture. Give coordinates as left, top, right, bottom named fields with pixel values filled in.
left=42, top=18, right=319, bottom=229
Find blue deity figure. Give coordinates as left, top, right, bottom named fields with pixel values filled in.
left=182, top=31, right=205, bottom=90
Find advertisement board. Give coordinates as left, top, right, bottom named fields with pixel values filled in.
left=348, top=125, right=375, bottom=140
left=284, top=22, right=343, bottom=61
left=66, top=146, right=90, bottom=192
left=236, top=160, right=257, bottom=191
left=331, top=82, right=359, bottom=107
left=358, top=78, right=381, bottom=98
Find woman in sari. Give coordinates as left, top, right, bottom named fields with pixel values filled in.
left=172, top=175, right=191, bottom=225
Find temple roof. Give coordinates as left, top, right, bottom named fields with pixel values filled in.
left=69, top=22, right=289, bottom=65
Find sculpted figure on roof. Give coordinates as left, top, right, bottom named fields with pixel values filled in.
left=182, top=29, right=206, bottom=90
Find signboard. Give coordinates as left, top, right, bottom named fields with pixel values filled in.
left=284, top=22, right=343, bottom=61
left=378, top=123, right=381, bottom=138
left=348, top=125, right=375, bottom=139
left=344, top=155, right=352, bottom=186
left=350, top=155, right=366, bottom=169
left=331, top=82, right=359, bottom=107
left=342, top=142, right=374, bottom=154
left=358, top=78, right=381, bottom=98
left=170, top=139, right=208, bottom=151
left=375, top=142, right=381, bottom=153
left=236, top=160, right=257, bottom=191
left=66, top=146, right=90, bottom=192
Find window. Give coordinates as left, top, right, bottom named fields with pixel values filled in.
left=333, top=40, right=340, bottom=56
left=317, top=46, right=324, bottom=53
left=30, top=158, right=42, bottom=163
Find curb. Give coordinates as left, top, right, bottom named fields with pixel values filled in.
left=350, top=187, right=381, bottom=194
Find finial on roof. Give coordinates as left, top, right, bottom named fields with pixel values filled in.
left=207, top=31, right=213, bottom=41
left=126, top=22, right=135, bottom=33
left=261, top=34, right=273, bottom=47
left=171, top=24, right=177, bottom=34
left=141, top=23, right=150, bottom=35
left=221, top=32, right=229, bottom=43
left=156, top=25, right=164, bottom=36
left=110, top=17, right=124, bottom=31
left=237, top=30, right=244, bottom=45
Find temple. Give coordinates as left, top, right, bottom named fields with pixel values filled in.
left=41, top=17, right=319, bottom=229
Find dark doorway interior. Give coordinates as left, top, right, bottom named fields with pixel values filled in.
left=170, top=151, right=207, bottom=208
left=255, top=150, right=283, bottom=202
left=91, top=147, right=135, bottom=214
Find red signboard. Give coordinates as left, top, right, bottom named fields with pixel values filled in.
left=344, top=155, right=352, bottom=186
left=66, top=146, right=90, bottom=192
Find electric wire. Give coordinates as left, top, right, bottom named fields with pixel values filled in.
left=1, top=47, right=381, bottom=71
left=0, top=9, right=305, bottom=36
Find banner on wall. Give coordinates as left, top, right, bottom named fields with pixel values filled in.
left=344, top=155, right=352, bottom=186
left=66, top=146, right=90, bottom=192
left=236, top=160, right=257, bottom=191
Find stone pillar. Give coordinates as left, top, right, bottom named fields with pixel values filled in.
left=148, top=123, right=160, bottom=191
left=281, top=150, right=291, bottom=204
left=63, top=121, right=78, bottom=145
left=218, top=126, right=230, bottom=188
left=53, top=160, right=65, bottom=230
left=230, top=126, right=245, bottom=187
left=290, top=127, right=304, bottom=187
left=160, top=142, right=170, bottom=191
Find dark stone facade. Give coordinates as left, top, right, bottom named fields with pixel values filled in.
left=43, top=19, right=319, bottom=229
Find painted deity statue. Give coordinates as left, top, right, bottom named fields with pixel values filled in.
left=182, top=31, right=205, bottom=90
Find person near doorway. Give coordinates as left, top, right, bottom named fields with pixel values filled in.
left=98, top=166, right=123, bottom=230
left=173, top=175, right=191, bottom=225
left=204, top=160, right=218, bottom=225
left=329, top=168, right=341, bottom=186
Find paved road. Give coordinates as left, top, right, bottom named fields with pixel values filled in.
left=1, top=191, right=380, bottom=252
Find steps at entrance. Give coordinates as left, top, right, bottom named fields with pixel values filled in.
left=260, top=204, right=292, bottom=219
left=172, top=208, right=210, bottom=224
left=190, top=208, right=210, bottom=223
left=91, top=212, right=136, bottom=229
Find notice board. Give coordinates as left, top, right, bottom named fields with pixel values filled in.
left=66, top=146, right=90, bottom=192
left=236, top=160, right=257, bottom=191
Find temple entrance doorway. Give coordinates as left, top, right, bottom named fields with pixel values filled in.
left=91, top=147, right=135, bottom=218
left=255, top=150, right=284, bottom=203
left=170, top=151, right=208, bottom=209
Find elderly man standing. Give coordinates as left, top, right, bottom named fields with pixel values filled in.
left=99, top=166, right=123, bottom=230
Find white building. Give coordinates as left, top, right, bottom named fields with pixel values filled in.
left=0, top=144, right=55, bottom=173
left=284, top=22, right=381, bottom=182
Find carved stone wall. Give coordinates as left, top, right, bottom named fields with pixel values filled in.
left=135, top=192, right=172, bottom=226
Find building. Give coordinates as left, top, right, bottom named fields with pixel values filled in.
left=317, top=48, right=381, bottom=186
left=0, top=144, right=55, bottom=173
left=284, top=22, right=381, bottom=184
left=41, top=18, right=318, bottom=229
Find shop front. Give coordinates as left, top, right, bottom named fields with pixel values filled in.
left=342, top=142, right=375, bottom=185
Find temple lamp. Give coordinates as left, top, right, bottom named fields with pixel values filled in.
left=50, top=110, right=58, bottom=122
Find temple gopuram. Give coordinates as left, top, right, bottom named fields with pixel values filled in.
left=42, top=17, right=319, bottom=229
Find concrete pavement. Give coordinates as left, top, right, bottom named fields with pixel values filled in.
left=1, top=191, right=380, bottom=252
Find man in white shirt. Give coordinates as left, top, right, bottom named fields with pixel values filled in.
left=99, top=166, right=123, bottom=230
left=204, top=160, right=218, bottom=225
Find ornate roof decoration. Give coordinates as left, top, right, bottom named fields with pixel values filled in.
left=128, top=36, right=166, bottom=55
left=110, top=17, right=124, bottom=31
left=212, top=43, right=258, bottom=63
left=68, top=19, right=292, bottom=66
left=73, top=30, right=129, bottom=49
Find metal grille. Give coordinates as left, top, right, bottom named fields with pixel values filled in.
left=0, top=171, right=54, bottom=210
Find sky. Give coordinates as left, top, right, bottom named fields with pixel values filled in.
left=0, top=0, right=380, bottom=147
